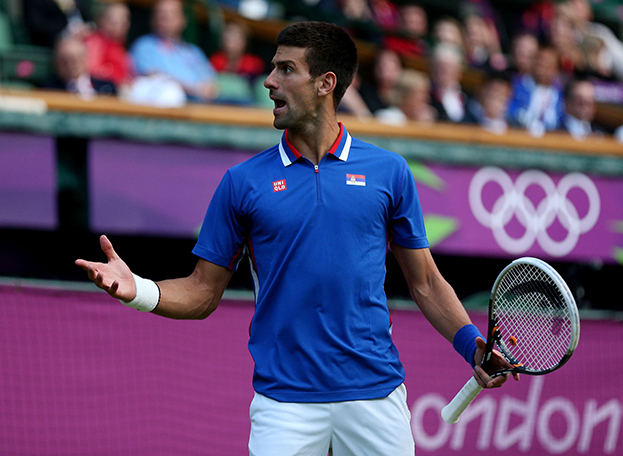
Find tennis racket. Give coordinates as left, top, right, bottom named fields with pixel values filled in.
left=441, top=257, right=580, bottom=424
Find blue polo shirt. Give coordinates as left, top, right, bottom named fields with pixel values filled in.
left=193, top=124, right=429, bottom=403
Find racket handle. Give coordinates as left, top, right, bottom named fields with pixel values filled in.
left=441, top=377, right=483, bottom=424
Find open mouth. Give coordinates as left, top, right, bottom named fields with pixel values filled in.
left=270, top=93, right=286, bottom=111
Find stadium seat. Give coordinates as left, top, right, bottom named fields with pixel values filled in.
left=253, top=74, right=272, bottom=109
left=214, top=72, right=255, bottom=105
left=0, top=11, right=53, bottom=87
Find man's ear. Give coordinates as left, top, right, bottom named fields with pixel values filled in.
left=317, top=72, right=337, bottom=98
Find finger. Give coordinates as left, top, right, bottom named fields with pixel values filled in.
left=99, top=235, right=119, bottom=261
left=513, top=373, right=520, bottom=381
left=473, top=366, right=489, bottom=388
left=487, top=373, right=510, bottom=388
left=108, top=280, right=119, bottom=296
left=86, top=266, right=100, bottom=282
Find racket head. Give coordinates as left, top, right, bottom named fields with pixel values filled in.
left=484, top=257, right=580, bottom=376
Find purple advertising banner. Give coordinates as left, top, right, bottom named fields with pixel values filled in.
left=89, top=140, right=254, bottom=237
left=1, top=285, right=621, bottom=455
left=0, top=132, right=57, bottom=229
left=413, top=162, right=623, bottom=264
left=88, top=140, right=623, bottom=263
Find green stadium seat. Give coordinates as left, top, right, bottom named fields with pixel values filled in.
left=253, top=74, right=273, bottom=109
left=0, top=11, right=53, bottom=86
left=0, top=44, right=53, bottom=86
left=214, top=72, right=255, bottom=105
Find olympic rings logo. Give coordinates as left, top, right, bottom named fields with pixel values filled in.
left=469, top=167, right=600, bottom=257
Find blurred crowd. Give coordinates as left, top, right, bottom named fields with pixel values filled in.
left=8, top=0, right=623, bottom=140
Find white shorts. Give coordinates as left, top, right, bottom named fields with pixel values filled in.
left=248, top=384, right=415, bottom=456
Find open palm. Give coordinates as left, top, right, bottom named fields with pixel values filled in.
left=75, top=235, right=136, bottom=302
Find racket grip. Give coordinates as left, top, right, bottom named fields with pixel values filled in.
left=441, top=377, right=483, bottom=424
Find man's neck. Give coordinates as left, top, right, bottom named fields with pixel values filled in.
left=286, top=114, right=341, bottom=165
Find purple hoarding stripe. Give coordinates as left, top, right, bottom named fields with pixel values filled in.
left=0, top=132, right=57, bottom=229
left=89, top=139, right=255, bottom=237
left=0, top=286, right=621, bottom=455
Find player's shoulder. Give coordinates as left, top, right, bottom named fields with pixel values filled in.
left=227, top=144, right=281, bottom=180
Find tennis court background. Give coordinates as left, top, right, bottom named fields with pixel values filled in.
left=1, top=284, right=621, bottom=455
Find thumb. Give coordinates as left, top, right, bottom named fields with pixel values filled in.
left=475, top=336, right=487, bottom=350
left=99, top=235, right=119, bottom=261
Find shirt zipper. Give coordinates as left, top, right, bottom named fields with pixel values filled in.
left=314, top=164, right=321, bottom=203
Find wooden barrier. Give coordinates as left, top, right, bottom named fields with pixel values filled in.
left=1, top=87, right=621, bottom=157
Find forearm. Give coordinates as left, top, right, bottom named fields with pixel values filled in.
left=152, top=275, right=221, bottom=320
left=409, top=273, right=472, bottom=343
left=151, top=259, right=233, bottom=320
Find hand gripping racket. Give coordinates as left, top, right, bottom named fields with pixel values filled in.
left=441, top=257, right=580, bottom=424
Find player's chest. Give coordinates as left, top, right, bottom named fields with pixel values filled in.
left=243, top=163, right=390, bottom=232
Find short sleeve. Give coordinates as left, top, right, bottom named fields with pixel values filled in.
left=388, top=160, right=429, bottom=249
left=192, top=171, right=246, bottom=270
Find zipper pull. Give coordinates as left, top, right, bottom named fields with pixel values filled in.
left=314, top=164, right=319, bottom=173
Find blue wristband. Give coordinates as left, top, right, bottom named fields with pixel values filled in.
left=453, top=324, right=484, bottom=368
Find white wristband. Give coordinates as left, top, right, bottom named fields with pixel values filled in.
left=120, top=273, right=160, bottom=312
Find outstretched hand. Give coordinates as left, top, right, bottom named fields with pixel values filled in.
left=75, top=235, right=136, bottom=302
left=472, top=337, right=520, bottom=389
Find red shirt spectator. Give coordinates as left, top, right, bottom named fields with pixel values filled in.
left=210, top=52, right=264, bottom=80
left=84, top=2, right=132, bottom=86
left=210, top=21, right=265, bottom=80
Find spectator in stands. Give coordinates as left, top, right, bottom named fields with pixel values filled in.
left=556, top=0, right=623, bottom=81
left=358, top=48, right=403, bottom=114
left=84, top=2, right=132, bottom=90
left=465, top=72, right=512, bottom=134
left=383, top=3, right=429, bottom=58
left=507, top=44, right=565, bottom=136
left=23, top=0, right=92, bottom=47
left=210, top=21, right=265, bottom=80
left=429, top=43, right=469, bottom=123
left=339, top=73, right=374, bottom=118
left=45, top=35, right=116, bottom=97
left=520, top=0, right=556, bottom=43
left=337, top=0, right=384, bottom=42
left=369, top=0, right=400, bottom=32
left=561, top=78, right=606, bottom=140
left=462, top=9, right=506, bottom=71
left=129, top=0, right=217, bottom=103
left=397, top=70, right=437, bottom=123
left=431, top=16, right=464, bottom=54
left=550, top=2, right=588, bottom=77
left=508, top=31, right=539, bottom=79
left=376, top=69, right=437, bottom=124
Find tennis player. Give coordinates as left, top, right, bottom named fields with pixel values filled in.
left=76, top=21, right=516, bottom=456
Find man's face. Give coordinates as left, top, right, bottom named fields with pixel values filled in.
left=534, top=49, right=559, bottom=86
left=481, top=79, right=511, bottom=120
left=100, top=4, right=131, bottom=42
left=264, top=46, right=320, bottom=130
left=56, top=39, right=87, bottom=82
left=152, top=0, right=186, bottom=40
left=568, top=81, right=596, bottom=121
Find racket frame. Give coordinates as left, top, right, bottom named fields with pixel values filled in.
left=441, top=257, right=580, bottom=424
left=482, top=257, right=580, bottom=377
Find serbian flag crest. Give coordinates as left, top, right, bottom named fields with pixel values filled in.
left=346, top=174, right=366, bottom=186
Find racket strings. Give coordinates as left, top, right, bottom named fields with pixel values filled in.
left=493, top=263, right=572, bottom=373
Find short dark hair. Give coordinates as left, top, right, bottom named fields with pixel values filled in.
left=277, top=21, right=358, bottom=110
